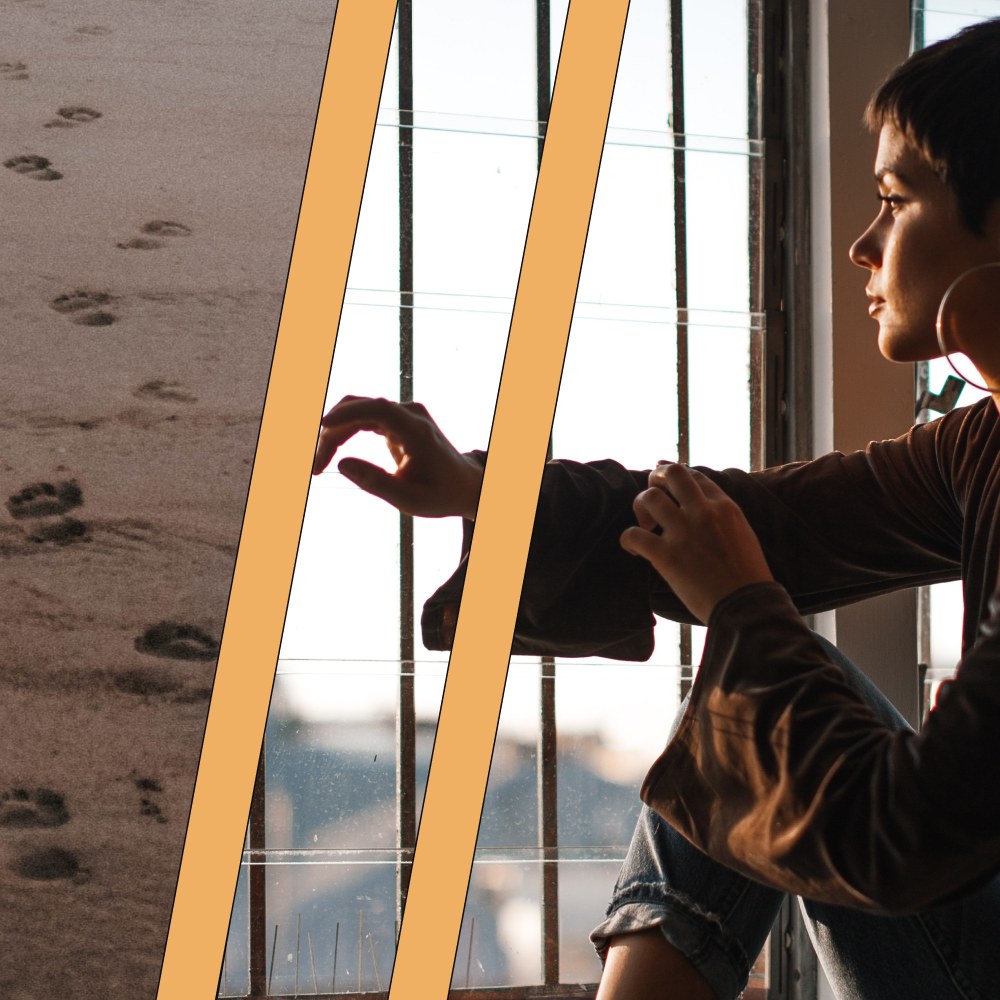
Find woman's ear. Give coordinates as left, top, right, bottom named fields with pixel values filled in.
left=937, top=261, right=1000, bottom=372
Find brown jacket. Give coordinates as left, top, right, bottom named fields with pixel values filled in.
left=642, top=580, right=1000, bottom=913
left=423, top=398, right=1000, bottom=911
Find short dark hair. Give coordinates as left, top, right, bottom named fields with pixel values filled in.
left=865, top=18, right=1000, bottom=233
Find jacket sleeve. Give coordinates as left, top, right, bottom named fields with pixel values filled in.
left=641, top=581, right=1000, bottom=913
left=423, top=403, right=981, bottom=660
left=422, top=454, right=660, bottom=660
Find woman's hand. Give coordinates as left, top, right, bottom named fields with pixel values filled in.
left=620, top=462, right=773, bottom=623
left=313, top=396, right=483, bottom=519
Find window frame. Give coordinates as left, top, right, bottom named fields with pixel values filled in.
left=231, top=0, right=795, bottom=995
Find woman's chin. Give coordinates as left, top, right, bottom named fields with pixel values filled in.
left=877, top=326, right=941, bottom=365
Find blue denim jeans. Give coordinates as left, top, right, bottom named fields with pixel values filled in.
left=590, top=638, right=1000, bottom=1000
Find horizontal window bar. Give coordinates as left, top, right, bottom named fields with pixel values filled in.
left=222, top=987, right=601, bottom=999
left=376, top=107, right=765, bottom=155
left=921, top=4, right=1000, bottom=18
left=241, top=846, right=630, bottom=865
left=274, top=657, right=698, bottom=675
left=342, top=287, right=765, bottom=331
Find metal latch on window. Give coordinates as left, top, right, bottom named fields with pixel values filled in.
left=916, top=375, right=965, bottom=418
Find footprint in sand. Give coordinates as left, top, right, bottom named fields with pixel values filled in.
left=117, top=220, right=191, bottom=251
left=44, top=105, right=102, bottom=129
left=50, top=290, right=110, bottom=314
left=172, top=685, right=214, bottom=704
left=142, top=220, right=191, bottom=238
left=8, top=481, right=90, bottom=545
left=25, top=517, right=90, bottom=545
left=134, top=622, right=220, bottom=661
left=117, top=236, right=162, bottom=251
left=12, top=846, right=87, bottom=882
left=0, top=789, right=69, bottom=829
left=6, top=480, right=82, bottom=520
left=134, top=776, right=168, bottom=823
left=3, top=154, right=61, bottom=181
left=135, top=379, right=197, bottom=404
left=113, top=667, right=182, bottom=699
left=49, top=289, right=118, bottom=326
left=0, top=61, right=29, bottom=81
left=72, top=310, right=116, bottom=326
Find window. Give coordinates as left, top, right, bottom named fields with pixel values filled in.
left=220, top=0, right=784, bottom=995
left=913, top=0, right=1000, bottom=716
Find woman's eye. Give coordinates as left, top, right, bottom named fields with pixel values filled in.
left=878, top=194, right=905, bottom=211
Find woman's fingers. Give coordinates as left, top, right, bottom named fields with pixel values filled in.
left=313, top=394, right=481, bottom=518
left=314, top=424, right=356, bottom=474
left=320, top=396, right=424, bottom=434
left=633, top=486, right=680, bottom=531
left=338, top=457, right=413, bottom=511
left=647, top=462, right=709, bottom=507
left=313, top=397, right=425, bottom=475
left=625, top=460, right=774, bottom=622
left=619, top=524, right=660, bottom=560
left=683, top=466, right=730, bottom=501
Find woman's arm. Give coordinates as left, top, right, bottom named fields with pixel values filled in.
left=316, top=396, right=985, bottom=658
left=642, top=580, right=1000, bottom=913
left=627, top=462, right=1000, bottom=912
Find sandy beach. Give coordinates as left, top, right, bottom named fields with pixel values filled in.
left=1, top=1, right=334, bottom=994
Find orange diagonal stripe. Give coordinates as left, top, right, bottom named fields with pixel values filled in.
left=387, top=1, right=631, bottom=996
left=155, top=3, right=398, bottom=997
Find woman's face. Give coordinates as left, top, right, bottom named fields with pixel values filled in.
left=849, top=123, right=1000, bottom=366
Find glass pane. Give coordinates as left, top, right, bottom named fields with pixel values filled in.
left=558, top=858, right=622, bottom=984
left=915, top=0, right=1000, bottom=46
left=916, top=0, right=1000, bottom=720
left=479, top=659, right=542, bottom=846
left=412, top=128, right=538, bottom=299
left=220, top=856, right=251, bottom=998
left=280, top=482, right=400, bottom=663
left=264, top=855, right=398, bottom=995
left=266, top=672, right=400, bottom=851
left=453, top=858, right=543, bottom=988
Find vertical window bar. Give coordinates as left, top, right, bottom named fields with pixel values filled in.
left=248, top=743, right=267, bottom=996
left=538, top=663, right=559, bottom=989
left=760, top=0, right=788, bottom=470
left=912, top=0, right=931, bottom=711
left=748, top=3, right=775, bottom=992
left=759, top=2, right=819, bottom=997
left=912, top=0, right=925, bottom=53
left=669, top=0, right=693, bottom=698
left=397, top=0, right=417, bottom=929
left=535, top=1, right=560, bottom=985
left=748, top=0, right=765, bottom=471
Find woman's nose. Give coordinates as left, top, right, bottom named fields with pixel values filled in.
left=850, top=216, right=883, bottom=270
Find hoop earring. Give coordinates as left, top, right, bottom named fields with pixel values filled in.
left=935, top=260, right=1000, bottom=393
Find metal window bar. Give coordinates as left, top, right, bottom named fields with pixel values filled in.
left=248, top=745, right=268, bottom=997
left=749, top=0, right=766, bottom=471
left=758, top=1, right=818, bottom=997
left=669, top=0, right=695, bottom=701
left=396, top=0, right=418, bottom=930
left=224, top=985, right=768, bottom=1000
left=535, top=0, right=561, bottom=989
left=911, top=0, right=933, bottom=719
